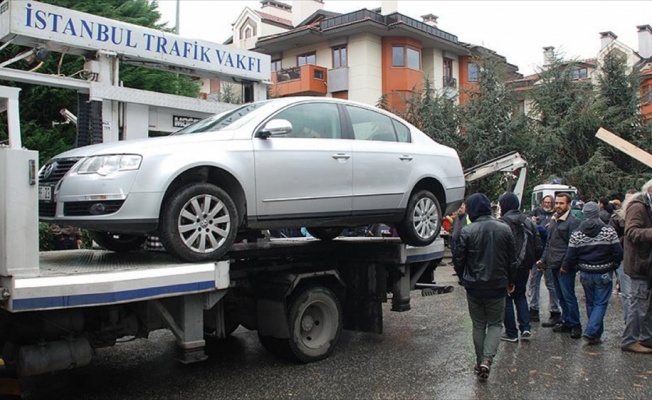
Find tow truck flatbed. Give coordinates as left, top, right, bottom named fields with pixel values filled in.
left=2, top=237, right=444, bottom=314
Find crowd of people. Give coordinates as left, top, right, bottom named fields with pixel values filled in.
left=449, top=180, right=652, bottom=382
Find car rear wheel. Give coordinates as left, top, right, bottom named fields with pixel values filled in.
left=397, top=190, right=441, bottom=246
left=306, top=227, right=342, bottom=241
left=89, top=232, right=146, bottom=252
left=159, top=183, right=238, bottom=262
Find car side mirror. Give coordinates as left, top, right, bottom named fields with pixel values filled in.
left=257, top=119, right=293, bottom=139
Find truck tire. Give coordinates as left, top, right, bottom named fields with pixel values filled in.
left=287, top=286, right=342, bottom=363
left=159, top=183, right=238, bottom=262
left=397, top=190, right=441, bottom=246
left=306, top=227, right=342, bottom=241
left=89, top=231, right=146, bottom=252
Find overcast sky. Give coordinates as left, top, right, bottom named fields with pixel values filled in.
left=156, top=0, right=652, bottom=75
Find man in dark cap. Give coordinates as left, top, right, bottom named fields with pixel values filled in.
left=563, top=201, right=622, bottom=345
left=498, top=192, right=542, bottom=343
left=453, top=193, right=517, bottom=381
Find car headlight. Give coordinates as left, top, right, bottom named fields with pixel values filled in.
left=77, top=154, right=142, bottom=176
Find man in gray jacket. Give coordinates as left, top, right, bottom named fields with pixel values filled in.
left=453, top=193, right=516, bottom=381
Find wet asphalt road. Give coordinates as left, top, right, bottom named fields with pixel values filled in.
left=11, top=260, right=652, bottom=400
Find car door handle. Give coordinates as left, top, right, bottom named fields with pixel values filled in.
left=399, top=155, right=413, bottom=161
left=332, top=153, right=351, bottom=160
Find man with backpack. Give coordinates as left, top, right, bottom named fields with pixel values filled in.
left=499, top=192, right=543, bottom=342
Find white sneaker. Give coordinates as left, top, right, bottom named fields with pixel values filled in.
left=521, top=330, right=532, bottom=341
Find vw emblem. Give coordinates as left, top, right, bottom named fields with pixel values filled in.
left=43, top=162, right=56, bottom=179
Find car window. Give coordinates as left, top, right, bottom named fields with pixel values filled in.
left=345, top=105, right=397, bottom=142
left=392, top=120, right=411, bottom=143
left=272, top=103, right=342, bottom=139
left=172, top=101, right=271, bottom=135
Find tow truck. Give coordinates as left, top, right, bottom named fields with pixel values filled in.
left=0, top=1, right=448, bottom=382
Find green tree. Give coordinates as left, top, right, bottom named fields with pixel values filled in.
left=526, top=51, right=600, bottom=196
left=585, top=51, right=652, bottom=196
left=0, top=0, right=200, bottom=163
left=377, top=78, right=460, bottom=150
left=458, top=55, right=528, bottom=197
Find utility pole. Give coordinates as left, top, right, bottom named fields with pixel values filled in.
left=175, top=0, right=180, bottom=34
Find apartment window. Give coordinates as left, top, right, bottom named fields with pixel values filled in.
left=333, top=46, right=347, bottom=69
left=271, top=59, right=282, bottom=72
left=468, top=63, right=479, bottom=82
left=572, top=67, right=588, bottom=80
left=392, top=46, right=421, bottom=70
left=642, top=84, right=652, bottom=105
left=297, top=52, right=316, bottom=66
left=406, top=48, right=420, bottom=70
left=392, top=46, right=405, bottom=67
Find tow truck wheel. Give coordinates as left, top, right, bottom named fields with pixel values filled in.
left=159, top=183, right=238, bottom=262
left=397, top=190, right=441, bottom=246
left=306, top=227, right=342, bottom=241
left=287, top=285, right=342, bottom=363
left=89, top=232, right=146, bottom=252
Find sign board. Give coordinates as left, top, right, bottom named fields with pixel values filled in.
left=0, top=0, right=271, bottom=82
left=173, top=115, right=202, bottom=128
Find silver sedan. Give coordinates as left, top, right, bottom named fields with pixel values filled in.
left=39, top=97, right=465, bottom=262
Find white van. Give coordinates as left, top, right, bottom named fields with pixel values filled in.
left=531, top=184, right=579, bottom=210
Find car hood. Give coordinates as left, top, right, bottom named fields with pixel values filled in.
left=51, top=131, right=237, bottom=160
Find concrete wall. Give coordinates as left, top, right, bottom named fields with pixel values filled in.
left=347, top=33, right=382, bottom=105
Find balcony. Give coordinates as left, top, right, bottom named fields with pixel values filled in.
left=270, top=65, right=328, bottom=97
left=443, top=76, right=457, bottom=89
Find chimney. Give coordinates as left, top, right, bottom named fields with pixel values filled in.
left=291, top=0, right=323, bottom=27
left=599, top=31, right=618, bottom=49
left=381, top=0, right=398, bottom=15
left=421, top=14, right=438, bottom=27
left=543, top=46, right=555, bottom=66
left=260, top=0, right=292, bottom=20
left=637, top=25, right=652, bottom=59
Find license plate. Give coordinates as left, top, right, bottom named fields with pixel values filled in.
left=39, top=186, right=52, bottom=201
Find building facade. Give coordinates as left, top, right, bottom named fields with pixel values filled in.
left=205, top=0, right=519, bottom=110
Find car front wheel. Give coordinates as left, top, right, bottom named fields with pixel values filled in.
left=159, top=183, right=238, bottom=262
left=397, top=190, right=441, bottom=246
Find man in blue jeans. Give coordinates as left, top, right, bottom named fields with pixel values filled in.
left=536, top=193, right=582, bottom=339
left=563, top=202, right=623, bottom=344
left=498, top=193, right=542, bottom=342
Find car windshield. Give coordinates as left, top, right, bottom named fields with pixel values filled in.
left=172, top=101, right=271, bottom=135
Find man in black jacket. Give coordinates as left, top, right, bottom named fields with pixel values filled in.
left=454, top=193, right=516, bottom=381
left=536, top=193, right=582, bottom=338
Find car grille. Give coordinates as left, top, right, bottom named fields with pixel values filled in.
left=39, top=202, right=57, bottom=218
left=64, top=200, right=125, bottom=216
left=39, top=158, right=82, bottom=184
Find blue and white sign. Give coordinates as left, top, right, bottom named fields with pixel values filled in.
left=0, top=0, right=271, bottom=82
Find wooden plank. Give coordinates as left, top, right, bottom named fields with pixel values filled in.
left=595, top=127, right=652, bottom=169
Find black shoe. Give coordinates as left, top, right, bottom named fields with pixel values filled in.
left=542, top=312, right=561, bottom=328
left=478, top=359, right=491, bottom=381
left=552, top=323, right=572, bottom=333
left=570, top=326, right=582, bottom=339
left=529, top=308, right=540, bottom=322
